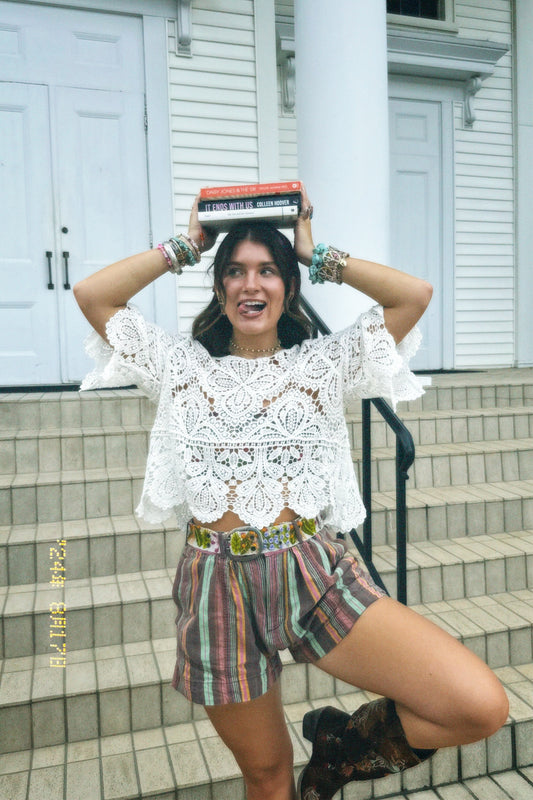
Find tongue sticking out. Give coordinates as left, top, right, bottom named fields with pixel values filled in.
left=239, top=301, right=266, bottom=315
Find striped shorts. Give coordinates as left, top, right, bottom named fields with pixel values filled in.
left=171, top=525, right=385, bottom=706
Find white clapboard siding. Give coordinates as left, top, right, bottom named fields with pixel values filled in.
left=454, top=0, right=514, bottom=367
left=278, top=107, right=298, bottom=179
left=168, top=0, right=258, bottom=332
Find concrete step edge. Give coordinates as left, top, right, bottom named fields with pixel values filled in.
left=1, top=683, right=532, bottom=798
left=345, top=404, right=533, bottom=422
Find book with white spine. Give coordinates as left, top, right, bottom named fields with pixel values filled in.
left=198, top=198, right=300, bottom=231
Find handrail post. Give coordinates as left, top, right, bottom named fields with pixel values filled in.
left=396, top=436, right=408, bottom=605
left=361, top=399, right=372, bottom=563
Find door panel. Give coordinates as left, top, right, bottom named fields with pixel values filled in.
left=0, top=82, right=60, bottom=384
left=389, top=99, right=443, bottom=371
left=54, top=87, right=152, bottom=381
left=0, top=1, right=144, bottom=91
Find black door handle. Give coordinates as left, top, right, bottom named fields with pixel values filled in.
left=62, top=251, right=71, bottom=289
left=46, top=251, right=54, bottom=289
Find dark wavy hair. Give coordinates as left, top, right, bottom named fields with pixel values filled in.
left=192, top=221, right=312, bottom=357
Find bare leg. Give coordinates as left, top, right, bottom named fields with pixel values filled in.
left=205, top=680, right=297, bottom=800
left=315, top=596, right=509, bottom=749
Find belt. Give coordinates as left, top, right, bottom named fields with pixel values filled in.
left=186, top=515, right=322, bottom=559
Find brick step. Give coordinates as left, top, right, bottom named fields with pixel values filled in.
left=0, top=637, right=312, bottom=754
left=0, top=516, right=181, bottom=587
left=345, top=369, right=533, bottom=413
left=411, top=591, right=533, bottom=668
left=2, top=522, right=532, bottom=625
left=4, top=430, right=533, bottom=499
left=2, top=590, right=533, bottom=750
left=0, top=426, right=150, bottom=476
left=0, top=468, right=533, bottom=544
left=2, top=406, right=533, bottom=474
left=357, top=530, right=533, bottom=605
left=388, top=771, right=533, bottom=800
left=1, top=373, right=532, bottom=435
left=371, top=479, right=533, bottom=545
left=352, top=437, right=533, bottom=493
left=2, top=510, right=532, bottom=603
left=346, top=405, right=533, bottom=448
left=4, top=537, right=533, bottom=660
left=9, top=429, right=533, bottom=488
left=3, top=412, right=533, bottom=478
left=0, top=673, right=532, bottom=798
left=0, top=567, right=177, bottom=659
left=0, top=466, right=146, bottom=525
left=0, top=390, right=154, bottom=432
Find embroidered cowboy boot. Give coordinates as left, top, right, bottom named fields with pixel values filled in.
left=298, top=697, right=435, bottom=800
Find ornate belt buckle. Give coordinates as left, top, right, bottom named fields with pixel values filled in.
left=226, top=526, right=263, bottom=559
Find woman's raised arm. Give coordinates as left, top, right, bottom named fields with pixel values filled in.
left=293, top=185, right=433, bottom=344
left=74, top=195, right=217, bottom=342
left=73, top=248, right=169, bottom=342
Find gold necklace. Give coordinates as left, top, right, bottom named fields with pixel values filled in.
left=229, top=338, right=281, bottom=355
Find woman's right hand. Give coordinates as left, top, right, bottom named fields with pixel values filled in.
left=188, top=193, right=217, bottom=254
left=294, top=183, right=315, bottom=267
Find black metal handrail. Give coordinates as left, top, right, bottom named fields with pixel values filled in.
left=300, top=295, right=415, bottom=604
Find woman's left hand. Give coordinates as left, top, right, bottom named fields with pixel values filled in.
left=294, top=183, right=315, bottom=266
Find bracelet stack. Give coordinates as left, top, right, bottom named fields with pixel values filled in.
left=309, top=243, right=349, bottom=285
left=157, top=233, right=201, bottom=274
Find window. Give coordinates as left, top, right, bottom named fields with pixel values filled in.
left=387, top=0, right=443, bottom=20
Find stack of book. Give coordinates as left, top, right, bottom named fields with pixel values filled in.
left=197, top=181, right=302, bottom=231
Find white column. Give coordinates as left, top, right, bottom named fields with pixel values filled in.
left=515, top=0, right=533, bottom=367
left=294, top=0, right=390, bottom=330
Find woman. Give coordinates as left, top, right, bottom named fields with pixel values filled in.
left=75, top=188, right=508, bottom=800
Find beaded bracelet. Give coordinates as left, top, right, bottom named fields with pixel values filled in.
left=157, top=242, right=181, bottom=274
left=157, top=233, right=201, bottom=275
left=179, top=232, right=201, bottom=262
left=309, top=243, right=349, bottom=285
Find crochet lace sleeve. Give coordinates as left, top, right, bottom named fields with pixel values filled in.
left=324, top=305, right=424, bottom=409
left=80, top=305, right=174, bottom=402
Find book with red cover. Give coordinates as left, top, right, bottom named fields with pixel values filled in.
left=198, top=193, right=300, bottom=213
left=199, top=180, right=301, bottom=200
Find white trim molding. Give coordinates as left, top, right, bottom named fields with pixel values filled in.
left=277, top=38, right=295, bottom=113
left=276, top=19, right=295, bottom=114
left=387, top=28, right=509, bottom=127
left=7, top=0, right=177, bottom=14
left=175, top=0, right=192, bottom=56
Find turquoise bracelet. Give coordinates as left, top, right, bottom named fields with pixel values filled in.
left=309, top=243, right=348, bottom=285
left=169, top=236, right=197, bottom=267
left=309, top=243, right=329, bottom=285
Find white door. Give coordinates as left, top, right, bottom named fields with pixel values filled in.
left=389, top=98, right=443, bottom=371
left=0, top=2, right=152, bottom=385
left=0, top=82, right=61, bottom=384
left=54, top=87, right=151, bottom=381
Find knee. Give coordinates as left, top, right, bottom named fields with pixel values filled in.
left=242, top=746, right=294, bottom=797
left=460, top=679, right=509, bottom=742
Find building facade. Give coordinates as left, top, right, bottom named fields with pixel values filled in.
left=0, top=0, right=530, bottom=385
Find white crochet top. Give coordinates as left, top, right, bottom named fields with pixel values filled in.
left=81, top=304, right=423, bottom=530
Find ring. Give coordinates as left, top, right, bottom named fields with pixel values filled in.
left=300, top=205, right=313, bottom=220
